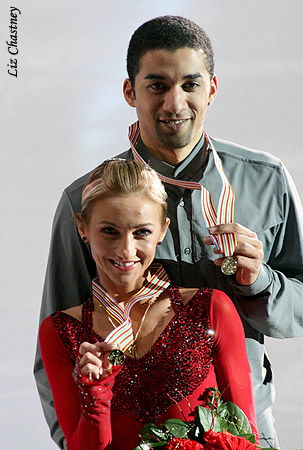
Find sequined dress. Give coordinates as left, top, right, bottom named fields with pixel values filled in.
left=39, top=286, right=259, bottom=450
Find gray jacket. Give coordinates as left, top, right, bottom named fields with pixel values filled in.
left=34, top=135, right=303, bottom=448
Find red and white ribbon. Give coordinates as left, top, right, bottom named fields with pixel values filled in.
left=128, top=121, right=236, bottom=257
left=92, top=263, right=170, bottom=352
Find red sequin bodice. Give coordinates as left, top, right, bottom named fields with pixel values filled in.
left=52, top=286, right=214, bottom=423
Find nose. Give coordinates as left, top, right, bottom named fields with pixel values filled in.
left=116, top=234, right=137, bottom=260
left=162, top=86, right=187, bottom=115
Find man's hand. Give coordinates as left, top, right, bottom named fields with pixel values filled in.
left=203, top=223, right=264, bottom=286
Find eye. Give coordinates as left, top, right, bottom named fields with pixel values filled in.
left=134, top=228, right=152, bottom=237
left=183, top=81, right=200, bottom=91
left=100, top=226, right=119, bottom=235
left=148, top=82, right=167, bottom=92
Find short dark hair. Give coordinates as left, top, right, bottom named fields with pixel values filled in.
left=127, top=15, right=214, bottom=87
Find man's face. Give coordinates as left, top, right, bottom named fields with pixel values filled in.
left=123, top=47, right=217, bottom=164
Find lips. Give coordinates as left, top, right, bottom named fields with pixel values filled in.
left=158, top=118, right=191, bottom=131
left=160, top=119, right=188, bottom=124
left=113, top=260, right=136, bottom=267
left=110, top=259, right=139, bottom=272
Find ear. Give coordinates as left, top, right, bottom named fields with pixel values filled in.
left=208, top=74, right=218, bottom=105
left=123, top=78, right=136, bottom=107
left=76, top=214, right=88, bottom=242
left=159, top=217, right=170, bottom=242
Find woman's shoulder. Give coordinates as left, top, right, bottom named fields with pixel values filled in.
left=62, top=305, right=83, bottom=321
left=211, top=289, right=237, bottom=314
left=176, top=286, right=222, bottom=303
left=177, top=287, right=200, bottom=305
left=172, top=286, right=236, bottom=316
left=39, top=304, right=85, bottom=338
left=39, top=314, right=60, bottom=344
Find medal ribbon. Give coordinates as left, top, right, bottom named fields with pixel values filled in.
left=128, top=121, right=236, bottom=257
left=92, top=263, right=170, bottom=352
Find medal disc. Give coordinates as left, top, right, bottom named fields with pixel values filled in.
left=221, top=256, right=237, bottom=276
left=108, top=349, right=125, bottom=366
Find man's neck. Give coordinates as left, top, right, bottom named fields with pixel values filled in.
left=141, top=135, right=203, bottom=166
left=144, top=145, right=191, bottom=166
left=132, top=131, right=207, bottom=180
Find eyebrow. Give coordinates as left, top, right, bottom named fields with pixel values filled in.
left=144, top=72, right=204, bottom=81
left=98, top=221, right=154, bottom=228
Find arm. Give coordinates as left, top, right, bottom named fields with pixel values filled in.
left=34, top=187, right=96, bottom=449
left=231, top=166, right=303, bottom=338
left=39, top=317, right=114, bottom=450
left=205, top=166, right=303, bottom=338
left=211, top=289, right=259, bottom=442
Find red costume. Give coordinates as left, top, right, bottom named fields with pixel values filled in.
left=40, top=287, right=259, bottom=449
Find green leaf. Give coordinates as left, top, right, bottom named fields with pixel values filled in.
left=138, top=423, right=168, bottom=443
left=187, top=422, right=203, bottom=442
left=133, top=443, right=166, bottom=450
left=162, top=418, right=190, bottom=438
left=218, top=401, right=252, bottom=435
left=255, top=445, right=279, bottom=450
left=215, top=414, right=229, bottom=431
left=238, top=433, right=256, bottom=443
left=197, top=405, right=221, bottom=432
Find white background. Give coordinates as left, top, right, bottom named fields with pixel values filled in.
left=1, top=1, right=302, bottom=449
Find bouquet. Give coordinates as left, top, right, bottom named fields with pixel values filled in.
left=133, top=388, right=278, bottom=450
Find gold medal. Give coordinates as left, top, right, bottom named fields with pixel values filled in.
left=107, top=349, right=126, bottom=366
left=221, top=256, right=237, bottom=276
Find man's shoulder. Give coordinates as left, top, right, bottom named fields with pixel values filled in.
left=210, top=137, right=283, bottom=168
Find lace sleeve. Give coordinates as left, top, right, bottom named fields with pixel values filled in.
left=39, top=316, right=114, bottom=450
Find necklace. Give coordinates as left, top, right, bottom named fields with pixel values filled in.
left=103, top=297, right=155, bottom=359
left=92, top=264, right=170, bottom=363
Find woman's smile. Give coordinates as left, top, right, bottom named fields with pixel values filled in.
left=80, top=193, right=169, bottom=298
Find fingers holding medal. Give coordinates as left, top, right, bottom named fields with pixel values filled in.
left=203, top=223, right=264, bottom=286
left=78, top=341, right=122, bottom=381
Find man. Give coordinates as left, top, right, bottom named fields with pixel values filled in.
left=34, top=16, right=303, bottom=449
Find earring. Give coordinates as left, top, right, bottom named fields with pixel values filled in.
left=157, top=242, right=162, bottom=246
left=82, top=236, right=87, bottom=242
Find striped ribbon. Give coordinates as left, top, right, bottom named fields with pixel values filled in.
left=92, top=263, right=170, bottom=352
left=128, top=121, right=236, bottom=257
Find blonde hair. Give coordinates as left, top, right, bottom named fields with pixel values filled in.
left=80, top=159, right=167, bottom=223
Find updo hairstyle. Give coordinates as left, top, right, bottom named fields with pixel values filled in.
left=79, top=159, right=168, bottom=223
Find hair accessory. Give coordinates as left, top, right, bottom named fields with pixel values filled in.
left=82, top=158, right=128, bottom=205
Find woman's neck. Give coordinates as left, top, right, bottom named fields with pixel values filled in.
left=97, top=271, right=152, bottom=305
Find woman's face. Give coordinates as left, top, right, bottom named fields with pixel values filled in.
left=78, top=194, right=169, bottom=298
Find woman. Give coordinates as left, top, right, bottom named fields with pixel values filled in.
left=39, top=159, right=259, bottom=450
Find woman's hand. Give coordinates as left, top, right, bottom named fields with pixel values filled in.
left=78, top=341, right=120, bottom=381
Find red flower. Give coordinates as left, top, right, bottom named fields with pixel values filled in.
left=203, top=430, right=258, bottom=450
left=165, top=437, right=204, bottom=450
left=198, top=387, right=221, bottom=410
